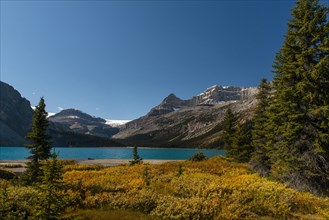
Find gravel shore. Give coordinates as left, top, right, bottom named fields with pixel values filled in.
left=0, top=159, right=183, bottom=174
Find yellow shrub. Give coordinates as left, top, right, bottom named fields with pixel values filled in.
left=62, top=156, right=329, bottom=219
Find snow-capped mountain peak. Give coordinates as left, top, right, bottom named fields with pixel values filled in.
left=147, top=85, right=258, bottom=116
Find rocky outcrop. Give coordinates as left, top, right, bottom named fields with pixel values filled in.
left=0, top=81, right=34, bottom=146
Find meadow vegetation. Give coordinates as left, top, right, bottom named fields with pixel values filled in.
left=1, top=156, right=329, bottom=219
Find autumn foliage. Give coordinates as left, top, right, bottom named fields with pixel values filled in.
left=1, top=156, right=329, bottom=219
left=61, top=157, right=329, bottom=219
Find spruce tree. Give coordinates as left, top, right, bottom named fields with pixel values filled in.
left=130, top=146, right=143, bottom=165
left=231, top=120, right=254, bottom=163
left=22, top=97, right=51, bottom=184
left=37, top=152, right=68, bottom=220
left=221, top=107, right=238, bottom=154
left=266, top=0, right=329, bottom=195
left=250, top=78, right=272, bottom=176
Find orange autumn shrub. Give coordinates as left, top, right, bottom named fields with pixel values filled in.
left=62, top=156, right=329, bottom=219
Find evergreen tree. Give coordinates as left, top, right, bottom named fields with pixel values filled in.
left=221, top=107, right=238, bottom=152
left=250, top=79, right=272, bottom=176
left=22, top=97, right=51, bottom=184
left=266, top=0, right=329, bottom=195
left=37, top=152, right=68, bottom=220
left=230, top=120, right=254, bottom=163
left=130, top=146, right=143, bottom=165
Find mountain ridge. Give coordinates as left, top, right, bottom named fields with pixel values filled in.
left=113, top=85, right=258, bottom=148
left=0, top=81, right=34, bottom=146
left=1, top=81, right=258, bottom=148
left=48, top=108, right=119, bottom=138
left=147, top=85, right=257, bottom=117
left=0, top=81, right=122, bottom=147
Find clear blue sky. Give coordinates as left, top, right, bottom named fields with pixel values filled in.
left=1, top=0, right=298, bottom=120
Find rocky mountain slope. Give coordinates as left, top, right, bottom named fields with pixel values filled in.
left=148, top=85, right=257, bottom=116
left=0, top=81, right=122, bottom=147
left=114, top=85, right=258, bottom=148
left=0, top=81, right=34, bottom=146
left=48, top=109, right=119, bottom=138
left=1, top=81, right=258, bottom=148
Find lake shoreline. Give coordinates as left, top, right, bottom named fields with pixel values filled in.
left=0, top=159, right=184, bottom=174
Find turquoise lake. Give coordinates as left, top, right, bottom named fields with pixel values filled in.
left=0, top=147, right=225, bottom=160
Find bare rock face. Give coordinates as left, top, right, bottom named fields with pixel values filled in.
left=148, top=93, right=193, bottom=116
left=114, top=85, right=258, bottom=148
left=0, top=81, right=34, bottom=146
left=147, top=85, right=257, bottom=117
left=192, top=85, right=258, bottom=105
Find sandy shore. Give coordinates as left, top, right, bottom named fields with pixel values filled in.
left=0, top=159, right=183, bottom=174
left=78, top=159, right=183, bottom=166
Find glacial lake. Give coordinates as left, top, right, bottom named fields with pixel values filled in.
left=0, top=147, right=225, bottom=160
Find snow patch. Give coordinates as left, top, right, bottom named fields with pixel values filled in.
left=67, top=116, right=79, bottom=119
left=47, top=112, right=56, bottom=117
left=207, top=85, right=218, bottom=90
left=105, top=120, right=131, bottom=127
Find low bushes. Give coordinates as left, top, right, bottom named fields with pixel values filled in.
left=62, top=156, right=329, bottom=219
left=1, top=156, right=329, bottom=219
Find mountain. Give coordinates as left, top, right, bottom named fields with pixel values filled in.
left=48, top=109, right=119, bottom=138
left=0, top=81, right=34, bottom=146
left=193, top=85, right=257, bottom=105
left=1, top=81, right=258, bottom=148
left=148, top=93, right=193, bottom=116
left=147, top=85, right=257, bottom=116
left=113, top=85, right=258, bottom=148
left=0, top=81, right=122, bottom=147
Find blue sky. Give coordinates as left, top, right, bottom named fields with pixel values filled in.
left=1, top=0, right=297, bottom=120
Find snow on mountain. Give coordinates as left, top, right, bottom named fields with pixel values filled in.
left=48, top=112, right=56, bottom=117
left=194, top=85, right=257, bottom=105
left=105, top=120, right=131, bottom=127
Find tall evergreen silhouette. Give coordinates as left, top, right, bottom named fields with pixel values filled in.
left=22, top=97, right=51, bottom=184
left=250, top=79, right=272, bottom=176
left=221, top=107, right=238, bottom=154
left=263, top=0, right=329, bottom=195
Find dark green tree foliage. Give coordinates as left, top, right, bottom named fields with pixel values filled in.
left=37, top=153, right=69, bottom=220
left=189, top=152, right=207, bottom=162
left=230, top=120, right=254, bottom=163
left=22, top=97, right=52, bottom=184
left=221, top=107, right=238, bottom=151
left=0, top=169, right=17, bottom=180
left=250, top=79, right=272, bottom=176
left=130, top=146, right=143, bottom=165
left=264, top=0, right=329, bottom=195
